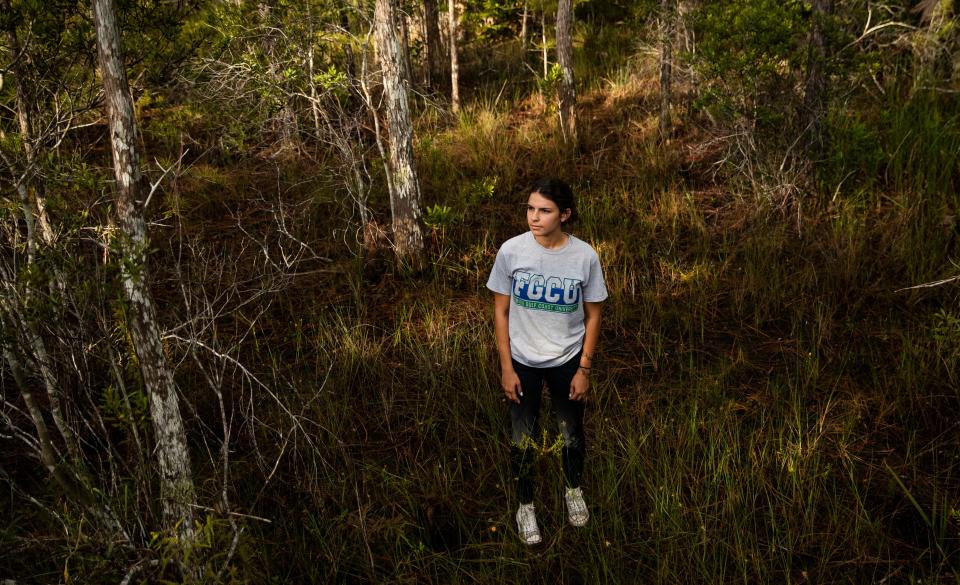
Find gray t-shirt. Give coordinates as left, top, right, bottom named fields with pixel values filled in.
left=487, top=231, right=608, bottom=367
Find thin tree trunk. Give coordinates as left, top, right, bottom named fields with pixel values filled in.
left=803, top=0, right=831, bottom=159
left=23, top=316, right=84, bottom=466
left=448, top=0, right=460, bottom=113
left=659, top=0, right=673, bottom=141
left=2, top=34, right=74, bottom=454
left=92, top=0, right=197, bottom=540
left=374, top=0, right=425, bottom=267
left=423, top=0, right=443, bottom=88
left=2, top=0, right=54, bottom=248
left=520, top=0, right=529, bottom=49
left=307, top=2, right=321, bottom=135
left=541, top=10, right=548, bottom=78
left=3, top=7, right=34, bottom=167
left=1, top=340, right=128, bottom=540
left=2, top=0, right=35, bottom=181
left=2, top=345, right=67, bottom=485
left=556, top=0, right=577, bottom=145
left=2, top=11, right=85, bottom=469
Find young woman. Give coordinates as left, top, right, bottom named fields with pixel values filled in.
left=486, top=178, right=607, bottom=545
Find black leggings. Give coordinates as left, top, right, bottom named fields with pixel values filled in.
left=509, top=351, right=585, bottom=504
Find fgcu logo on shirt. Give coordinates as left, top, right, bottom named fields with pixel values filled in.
left=512, top=271, right=581, bottom=313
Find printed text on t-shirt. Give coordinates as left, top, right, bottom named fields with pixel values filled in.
left=512, top=271, right=581, bottom=313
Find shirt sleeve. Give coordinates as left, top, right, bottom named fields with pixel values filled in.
left=582, top=250, right=608, bottom=302
left=486, top=247, right=513, bottom=295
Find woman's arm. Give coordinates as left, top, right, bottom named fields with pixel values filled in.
left=570, top=301, right=603, bottom=401
left=494, top=293, right=522, bottom=403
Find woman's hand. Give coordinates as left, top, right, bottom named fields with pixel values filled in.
left=569, top=369, right=590, bottom=401
left=502, top=368, right=522, bottom=403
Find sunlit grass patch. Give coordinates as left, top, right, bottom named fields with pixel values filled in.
left=314, top=308, right=387, bottom=368
left=391, top=296, right=490, bottom=361
left=657, top=258, right=715, bottom=287
left=425, top=101, right=561, bottom=196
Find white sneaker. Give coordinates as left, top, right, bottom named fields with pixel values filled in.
left=516, top=503, right=542, bottom=544
left=565, top=487, right=589, bottom=526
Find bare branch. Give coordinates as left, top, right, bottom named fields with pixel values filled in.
left=895, top=275, right=960, bottom=293
left=143, top=148, right=190, bottom=209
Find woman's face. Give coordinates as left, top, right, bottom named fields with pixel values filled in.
left=527, top=191, right=570, bottom=238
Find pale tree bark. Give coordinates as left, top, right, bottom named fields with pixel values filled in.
left=423, top=0, right=444, bottom=88
left=803, top=0, right=831, bottom=159
left=659, top=0, right=674, bottom=141
left=520, top=0, right=529, bottom=49
left=542, top=10, right=549, bottom=77
left=556, top=0, right=577, bottom=145
left=400, top=6, right=414, bottom=86
left=374, top=0, right=426, bottom=267
left=307, top=1, right=321, bottom=134
left=92, top=0, right=197, bottom=540
left=448, top=0, right=461, bottom=113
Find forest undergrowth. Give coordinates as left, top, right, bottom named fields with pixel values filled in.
left=3, top=28, right=960, bottom=585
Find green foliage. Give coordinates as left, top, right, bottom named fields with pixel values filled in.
left=49, top=152, right=102, bottom=195
left=0, top=0, right=95, bottom=149
left=423, top=203, right=457, bottom=229
left=932, top=307, right=960, bottom=373
left=881, top=94, right=960, bottom=196
left=826, top=93, right=960, bottom=198
left=691, top=0, right=808, bottom=127
left=313, top=64, right=349, bottom=100
left=577, top=15, right=647, bottom=85
left=182, top=0, right=356, bottom=154
left=461, top=0, right=524, bottom=40
left=313, top=65, right=346, bottom=90
left=538, top=62, right=565, bottom=96
left=574, top=0, right=646, bottom=23
left=823, top=109, right=886, bottom=195
left=99, top=384, right=149, bottom=430
left=467, top=175, right=498, bottom=205
left=0, top=131, right=26, bottom=162
left=146, top=514, right=241, bottom=579
left=114, top=0, right=213, bottom=86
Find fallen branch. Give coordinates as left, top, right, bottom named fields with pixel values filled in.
left=894, top=275, right=960, bottom=293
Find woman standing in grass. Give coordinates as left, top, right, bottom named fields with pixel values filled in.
left=486, top=178, right=607, bottom=545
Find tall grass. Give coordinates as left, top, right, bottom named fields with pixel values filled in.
left=5, top=30, right=960, bottom=585
left=211, top=116, right=958, bottom=581
left=221, top=82, right=960, bottom=582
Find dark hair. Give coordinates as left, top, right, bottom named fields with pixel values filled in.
left=530, top=177, right=578, bottom=225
